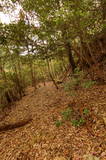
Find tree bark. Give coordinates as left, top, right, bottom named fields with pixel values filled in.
left=62, top=30, right=76, bottom=73
left=65, top=41, right=76, bottom=73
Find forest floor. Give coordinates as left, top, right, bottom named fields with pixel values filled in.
left=0, top=82, right=106, bottom=160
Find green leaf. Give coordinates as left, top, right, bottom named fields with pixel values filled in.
left=55, top=120, right=63, bottom=127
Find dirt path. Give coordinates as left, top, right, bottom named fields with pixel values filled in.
left=0, top=82, right=106, bottom=160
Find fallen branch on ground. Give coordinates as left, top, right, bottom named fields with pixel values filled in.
left=0, top=118, right=32, bottom=133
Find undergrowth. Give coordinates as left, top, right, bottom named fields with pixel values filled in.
left=63, top=68, right=96, bottom=95
left=55, top=107, right=90, bottom=127
left=0, top=71, right=27, bottom=109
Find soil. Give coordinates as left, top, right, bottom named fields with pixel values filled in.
left=0, top=82, right=106, bottom=160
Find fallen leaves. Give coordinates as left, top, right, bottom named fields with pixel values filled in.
left=54, top=157, right=66, bottom=160
left=0, top=83, right=106, bottom=160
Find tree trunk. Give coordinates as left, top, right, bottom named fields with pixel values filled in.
left=62, top=30, right=76, bottom=73
left=65, top=42, right=76, bottom=73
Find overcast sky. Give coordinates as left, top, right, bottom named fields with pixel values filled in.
left=0, top=5, right=39, bottom=27
left=0, top=12, right=10, bottom=23
left=0, top=1, right=22, bottom=24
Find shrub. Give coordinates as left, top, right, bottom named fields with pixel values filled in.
left=0, top=69, right=29, bottom=109
left=0, top=80, right=20, bottom=109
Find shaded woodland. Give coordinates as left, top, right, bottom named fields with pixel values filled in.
left=0, top=0, right=106, bottom=107
left=0, top=0, right=106, bottom=160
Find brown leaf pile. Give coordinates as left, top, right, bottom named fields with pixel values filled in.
left=0, top=82, right=106, bottom=160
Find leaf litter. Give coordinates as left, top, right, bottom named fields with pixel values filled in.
left=0, top=82, right=106, bottom=160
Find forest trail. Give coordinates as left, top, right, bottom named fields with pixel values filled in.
left=0, top=82, right=106, bottom=160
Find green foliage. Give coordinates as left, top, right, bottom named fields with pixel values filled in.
left=0, top=64, right=31, bottom=109
left=55, top=107, right=90, bottom=128
left=81, top=80, right=96, bottom=89
left=83, top=108, right=89, bottom=115
left=71, top=118, right=85, bottom=127
left=63, top=77, right=80, bottom=91
left=55, top=120, right=63, bottom=127
left=63, top=68, right=84, bottom=92
left=74, top=68, right=84, bottom=78
left=103, top=23, right=106, bottom=30
left=7, top=72, right=26, bottom=94
left=74, top=67, right=82, bottom=75
left=61, top=108, right=72, bottom=120
left=0, top=0, right=104, bottom=110
left=64, top=69, right=96, bottom=95
left=0, top=79, right=19, bottom=109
